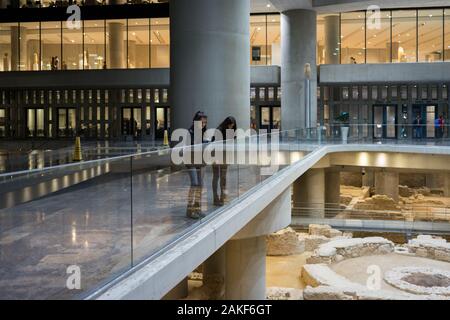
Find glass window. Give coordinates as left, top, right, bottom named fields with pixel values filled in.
left=392, top=10, right=417, bottom=63
left=250, top=15, right=267, bottom=65
left=41, top=21, right=61, bottom=70
left=84, top=20, right=105, bottom=70
left=0, top=108, right=5, bottom=137
left=317, top=15, right=325, bottom=65
left=62, top=20, right=83, bottom=70
left=341, top=12, right=365, bottom=64
left=267, top=14, right=280, bottom=66
left=366, top=11, right=391, bottom=63
left=128, top=19, right=150, bottom=69
left=151, top=18, right=170, bottom=68
left=107, top=19, right=127, bottom=69
left=22, top=22, right=40, bottom=71
left=445, top=10, right=450, bottom=61
left=0, top=23, right=17, bottom=71
left=401, top=86, right=408, bottom=100
left=371, top=86, right=378, bottom=100
left=418, top=9, right=443, bottom=62
left=342, top=87, right=349, bottom=100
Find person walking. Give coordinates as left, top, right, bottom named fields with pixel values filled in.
left=212, top=116, right=237, bottom=206
left=186, top=111, right=208, bottom=219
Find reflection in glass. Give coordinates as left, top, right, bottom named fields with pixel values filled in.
left=62, top=21, right=83, bottom=70
left=366, top=11, right=391, bottom=63
left=392, top=11, right=417, bottom=63
left=151, top=18, right=170, bottom=68
left=22, top=22, right=40, bottom=71
left=0, top=108, right=5, bottom=137
left=128, top=19, right=150, bottom=69
left=250, top=15, right=267, bottom=65
left=446, top=10, right=450, bottom=61
left=41, top=21, right=61, bottom=70
left=84, top=20, right=105, bottom=70
left=418, top=10, right=443, bottom=62
left=267, top=15, right=281, bottom=65
left=0, top=23, right=16, bottom=71
left=341, top=12, right=365, bottom=64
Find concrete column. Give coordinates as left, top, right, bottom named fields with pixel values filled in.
left=375, top=171, right=399, bottom=201
left=325, top=170, right=340, bottom=209
left=444, top=173, right=450, bottom=197
left=108, top=22, right=125, bottom=69
left=293, top=168, right=325, bottom=218
left=425, top=173, right=443, bottom=190
left=324, top=15, right=340, bottom=65
left=362, top=169, right=375, bottom=187
left=203, top=246, right=226, bottom=300
left=162, top=277, right=188, bottom=300
left=225, top=236, right=265, bottom=300
left=10, top=26, right=27, bottom=71
left=170, top=0, right=250, bottom=130
left=281, top=9, right=317, bottom=131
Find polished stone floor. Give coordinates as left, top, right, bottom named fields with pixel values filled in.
left=0, top=162, right=276, bottom=300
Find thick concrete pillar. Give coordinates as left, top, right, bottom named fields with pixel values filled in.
left=108, top=22, right=125, bottom=69
left=10, top=26, right=27, bottom=71
left=225, top=236, right=266, bottom=300
left=325, top=170, right=340, bottom=208
left=444, top=173, right=450, bottom=197
left=203, top=246, right=226, bottom=300
left=362, top=169, right=375, bottom=187
left=324, top=15, right=340, bottom=64
left=375, top=171, right=399, bottom=201
left=281, top=9, right=317, bottom=131
left=293, top=168, right=325, bottom=217
left=170, top=0, right=250, bottom=130
left=162, top=277, right=188, bottom=300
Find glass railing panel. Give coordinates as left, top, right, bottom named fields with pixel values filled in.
left=0, top=155, right=133, bottom=300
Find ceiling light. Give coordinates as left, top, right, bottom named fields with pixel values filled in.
left=266, top=3, right=271, bottom=8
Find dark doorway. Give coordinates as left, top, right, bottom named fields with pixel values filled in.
left=155, top=107, right=170, bottom=139
left=260, top=106, right=281, bottom=132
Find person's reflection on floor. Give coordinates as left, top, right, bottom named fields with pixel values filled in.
left=212, top=116, right=237, bottom=206
left=186, top=111, right=208, bottom=219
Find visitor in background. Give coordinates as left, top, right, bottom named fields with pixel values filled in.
left=212, top=116, right=237, bottom=206
left=413, top=114, right=422, bottom=139
left=439, top=115, right=445, bottom=139
left=435, top=116, right=441, bottom=139
left=186, top=111, right=208, bottom=219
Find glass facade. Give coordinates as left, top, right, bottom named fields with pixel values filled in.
left=319, top=8, right=450, bottom=64
left=0, top=18, right=170, bottom=71
left=1, top=9, right=450, bottom=71
left=250, top=14, right=281, bottom=66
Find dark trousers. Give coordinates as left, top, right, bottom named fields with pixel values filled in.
left=212, top=164, right=228, bottom=202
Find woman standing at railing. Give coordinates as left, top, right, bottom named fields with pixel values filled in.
left=211, top=116, right=237, bottom=206
left=186, top=111, right=208, bottom=219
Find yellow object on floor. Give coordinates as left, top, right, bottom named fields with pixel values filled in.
left=73, top=136, right=83, bottom=162
left=163, top=130, right=169, bottom=146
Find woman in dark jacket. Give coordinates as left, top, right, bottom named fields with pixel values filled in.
left=212, top=116, right=237, bottom=206
left=186, top=111, right=208, bottom=219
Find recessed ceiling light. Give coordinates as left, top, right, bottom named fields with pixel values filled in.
left=266, top=3, right=271, bottom=8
